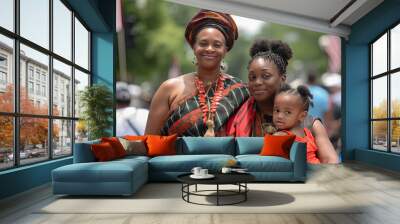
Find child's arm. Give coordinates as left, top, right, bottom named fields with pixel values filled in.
left=312, top=120, right=339, bottom=164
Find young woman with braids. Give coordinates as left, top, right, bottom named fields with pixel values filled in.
left=145, top=10, right=249, bottom=136
left=226, top=39, right=338, bottom=163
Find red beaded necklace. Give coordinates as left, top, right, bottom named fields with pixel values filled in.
left=194, top=74, right=225, bottom=126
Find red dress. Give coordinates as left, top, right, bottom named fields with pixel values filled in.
left=284, top=128, right=321, bottom=164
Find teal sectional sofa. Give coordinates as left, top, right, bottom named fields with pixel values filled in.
left=52, top=137, right=306, bottom=196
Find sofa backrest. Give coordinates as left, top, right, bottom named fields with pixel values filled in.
left=235, top=137, right=264, bottom=155
left=176, top=137, right=235, bottom=155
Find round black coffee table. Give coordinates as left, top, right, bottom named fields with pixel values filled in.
left=177, top=173, right=255, bottom=206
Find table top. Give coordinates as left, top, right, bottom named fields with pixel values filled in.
left=177, top=172, right=255, bottom=185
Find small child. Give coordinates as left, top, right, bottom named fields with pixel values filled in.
left=272, top=85, right=335, bottom=164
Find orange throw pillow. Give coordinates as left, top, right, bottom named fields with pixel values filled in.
left=91, top=142, right=117, bottom=161
left=101, top=137, right=127, bottom=158
left=146, top=134, right=178, bottom=157
left=259, top=135, right=296, bottom=159
left=124, top=135, right=148, bottom=142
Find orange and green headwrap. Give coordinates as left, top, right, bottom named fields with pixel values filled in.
left=185, top=9, right=238, bottom=51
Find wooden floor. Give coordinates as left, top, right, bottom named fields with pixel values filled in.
left=1, top=162, right=400, bottom=224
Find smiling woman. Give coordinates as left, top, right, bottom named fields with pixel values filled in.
left=145, top=9, right=249, bottom=137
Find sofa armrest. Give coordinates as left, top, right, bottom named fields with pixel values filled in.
left=73, top=140, right=100, bottom=163
left=289, top=142, right=307, bottom=181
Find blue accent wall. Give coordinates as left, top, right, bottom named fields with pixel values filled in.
left=0, top=0, right=115, bottom=200
left=92, top=32, right=116, bottom=135
left=0, top=158, right=72, bottom=199
left=344, top=0, right=400, bottom=171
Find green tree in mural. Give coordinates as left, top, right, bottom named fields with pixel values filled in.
left=122, top=0, right=196, bottom=84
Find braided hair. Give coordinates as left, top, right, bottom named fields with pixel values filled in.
left=278, top=84, right=314, bottom=111
left=248, top=39, right=293, bottom=74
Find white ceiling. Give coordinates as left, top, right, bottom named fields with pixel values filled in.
left=166, top=0, right=384, bottom=38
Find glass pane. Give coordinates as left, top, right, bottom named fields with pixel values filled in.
left=372, top=121, right=388, bottom=151
left=20, top=117, right=49, bottom=165
left=372, top=77, right=387, bottom=119
left=391, top=72, right=400, bottom=118
left=391, top=24, right=400, bottom=70
left=53, top=119, right=72, bottom=157
left=20, top=0, right=49, bottom=49
left=74, top=69, right=89, bottom=118
left=20, top=44, right=49, bottom=115
left=74, top=17, right=89, bottom=70
left=75, top=120, right=88, bottom=143
left=372, top=33, right=387, bottom=76
left=0, top=35, right=14, bottom=112
left=391, top=120, right=400, bottom=153
left=53, top=0, right=72, bottom=60
left=53, top=59, right=72, bottom=117
left=0, top=116, right=14, bottom=170
left=0, top=0, right=14, bottom=31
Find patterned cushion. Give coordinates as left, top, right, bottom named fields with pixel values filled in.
left=119, top=138, right=147, bottom=156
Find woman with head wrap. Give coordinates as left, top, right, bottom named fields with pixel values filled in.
left=145, top=10, right=249, bottom=136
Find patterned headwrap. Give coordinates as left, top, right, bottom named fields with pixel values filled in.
left=185, top=9, right=238, bottom=51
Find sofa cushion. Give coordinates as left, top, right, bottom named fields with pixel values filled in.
left=91, top=142, right=118, bottom=161
left=235, top=137, right=264, bottom=155
left=52, top=160, right=145, bottom=183
left=260, top=135, right=296, bottom=159
left=101, top=137, right=127, bottom=158
left=236, top=155, right=293, bottom=172
left=148, top=154, right=235, bottom=172
left=177, top=137, right=235, bottom=155
left=124, top=135, right=148, bottom=141
left=119, top=138, right=147, bottom=156
left=146, top=134, right=178, bottom=157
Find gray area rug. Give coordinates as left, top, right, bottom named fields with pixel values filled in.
left=38, top=183, right=362, bottom=214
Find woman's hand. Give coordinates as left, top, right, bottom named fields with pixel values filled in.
left=312, top=120, right=339, bottom=164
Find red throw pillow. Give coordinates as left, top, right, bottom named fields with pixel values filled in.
left=146, top=134, right=178, bottom=157
left=259, top=134, right=296, bottom=159
left=101, top=137, right=127, bottom=158
left=91, top=142, right=117, bottom=161
left=124, top=135, right=148, bottom=142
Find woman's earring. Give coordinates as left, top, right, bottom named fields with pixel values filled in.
left=220, top=60, right=227, bottom=71
left=192, top=56, right=198, bottom=65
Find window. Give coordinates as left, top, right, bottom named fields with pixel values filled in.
left=20, top=0, right=49, bottom=49
left=42, top=85, right=46, bottom=97
left=0, top=0, right=91, bottom=170
left=0, top=71, right=6, bottom=85
left=35, top=83, right=40, bottom=95
left=0, top=54, right=7, bottom=86
left=0, top=34, right=13, bottom=113
left=371, top=23, right=400, bottom=154
left=28, top=67, right=34, bottom=80
left=75, top=18, right=89, bottom=70
left=35, top=70, right=41, bottom=81
left=28, top=81, right=34, bottom=94
left=0, top=0, right=14, bottom=32
left=0, top=55, right=7, bottom=67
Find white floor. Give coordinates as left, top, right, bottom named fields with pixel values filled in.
left=1, top=162, right=400, bottom=224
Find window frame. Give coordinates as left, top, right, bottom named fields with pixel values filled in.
left=370, top=20, right=400, bottom=154
left=0, top=0, right=92, bottom=171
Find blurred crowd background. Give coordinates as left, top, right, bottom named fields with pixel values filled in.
left=115, top=0, right=342, bottom=153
